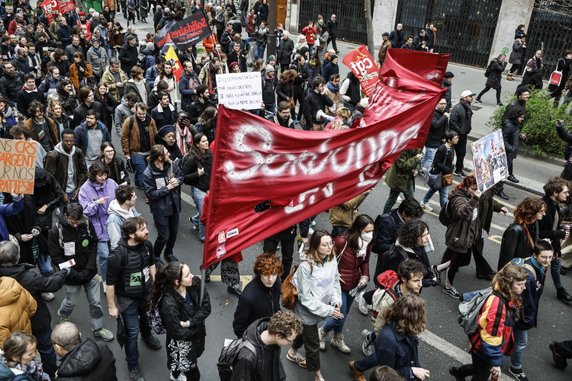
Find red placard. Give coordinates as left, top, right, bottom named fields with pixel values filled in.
left=201, top=50, right=449, bottom=268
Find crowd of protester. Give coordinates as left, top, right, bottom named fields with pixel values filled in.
left=1, top=2, right=572, bottom=381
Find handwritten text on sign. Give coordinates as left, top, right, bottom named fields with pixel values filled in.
left=216, top=72, right=263, bottom=110
left=0, top=138, right=36, bottom=194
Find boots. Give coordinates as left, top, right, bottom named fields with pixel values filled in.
left=348, top=361, right=366, bottom=381
left=331, top=333, right=351, bottom=354
left=318, top=327, right=328, bottom=351
left=507, top=73, right=514, bottom=81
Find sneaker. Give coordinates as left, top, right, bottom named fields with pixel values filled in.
left=357, top=291, right=370, bottom=316
left=420, top=202, right=433, bottom=212
left=318, top=327, right=328, bottom=351
left=443, top=286, right=461, bottom=299
left=507, top=174, right=520, bottom=183
left=474, top=98, right=482, bottom=104
left=129, top=368, right=145, bottom=381
left=509, top=367, right=529, bottom=381
left=549, top=342, right=568, bottom=369
left=41, top=292, right=55, bottom=301
left=93, top=328, right=114, bottom=342
left=361, top=329, right=375, bottom=356
left=154, top=257, right=165, bottom=268
left=227, top=285, right=242, bottom=296
left=331, top=333, right=351, bottom=354
left=165, top=254, right=179, bottom=263
left=142, top=334, right=162, bottom=350
left=453, top=171, right=466, bottom=178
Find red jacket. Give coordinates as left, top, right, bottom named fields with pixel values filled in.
left=302, top=26, right=318, bottom=45
left=334, top=236, right=370, bottom=292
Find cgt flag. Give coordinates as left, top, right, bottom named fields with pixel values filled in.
left=201, top=50, right=449, bottom=269
left=40, top=0, right=60, bottom=23
left=342, top=45, right=379, bottom=97
left=169, top=12, right=211, bottom=51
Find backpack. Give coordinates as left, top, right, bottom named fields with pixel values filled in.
left=137, top=52, right=147, bottom=71
left=147, top=296, right=166, bottom=335
left=372, top=270, right=400, bottom=318
left=217, top=338, right=257, bottom=381
left=484, top=63, right=492, bottom=77
left=458, top=287, right=494, bottom=335
left=439, top=201, right=454, bottom=226
left=375, top=245, right=408, bottom=280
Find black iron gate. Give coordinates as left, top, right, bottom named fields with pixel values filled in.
left=396, top=0, right=502, bottom=68
left=298, top=0, right=374, bottom=45
left=527, top=1, right=572, bottom=80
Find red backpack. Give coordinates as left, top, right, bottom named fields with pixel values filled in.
left=372, top=270, right=400, bottom=318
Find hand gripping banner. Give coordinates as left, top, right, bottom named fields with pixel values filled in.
left=202, top=50, right=449, bottom=268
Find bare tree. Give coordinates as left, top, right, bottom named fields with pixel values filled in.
left=364, top=0, right=375, bottom=55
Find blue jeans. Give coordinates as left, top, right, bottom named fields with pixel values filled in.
left=190, top=187, right=206, bottom=241
left=58, top=275, right=105, bottom=331
left=98, top=241, right=110, bottom=283
left=121, top=299, right=152, bottom=370
left=322, top=291, right=355, bottom=334
left=510, top=328, right=528, bottom=369
left=130, top=153, right=148, bottom=188
left=423, top=184, right=449, bottom=208
left=256, top=43, right=266, bottom=60
left=551, top=257, right=563, bottom=289
left=420, top=147, right=437, bottom=173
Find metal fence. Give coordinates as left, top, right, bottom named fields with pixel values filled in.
left=396, top=0, right=502, bottom=68
left=298, top=0, right=373, bottom=44
left=526, top=1, right=572, bottom=79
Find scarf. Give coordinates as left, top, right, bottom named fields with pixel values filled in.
left=326, top=81, right=339, bottom=93
left=529, top=256, right=545, bottom=277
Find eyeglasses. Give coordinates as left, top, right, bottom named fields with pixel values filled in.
left=103, top=149, right=114, bottom=153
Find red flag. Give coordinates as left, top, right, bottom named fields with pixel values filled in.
left=201, top=50, right=448, bottom=269
left=40, top=0, right=60, bottom=24
left=165, top=46, right=183, bottom=81
left=342, top=45, right=379, bottom=97
left=58, top=0, right=76, bottom=14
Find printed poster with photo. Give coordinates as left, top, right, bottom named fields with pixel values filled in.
left=471, top=130, right=509, bottom=192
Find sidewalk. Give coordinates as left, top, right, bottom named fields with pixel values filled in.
left=125, top=14, right=562, bottom=195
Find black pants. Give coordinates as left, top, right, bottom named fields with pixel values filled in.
left=509, top=64, right=521, bottom=74
left=327, top=36, right=338, bottom=52
left=454, top=134, right=468, bottom=173
left=455, top=353, right=493, bottom=381
left=477, top=86, right=501, bottom=104
left=441, top=248, right=471, bottom=285
left=292, top=324, right=321, bottom=372
left=152, top=210, right=180, bottom=259
left=263, top=227, right=295, bottom=280
left=471, top=238, right=494, bottom=276
left=554, top=340, right=572, bottom=358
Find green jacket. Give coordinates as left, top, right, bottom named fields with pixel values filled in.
left=384, top=149, right=422, bottom=193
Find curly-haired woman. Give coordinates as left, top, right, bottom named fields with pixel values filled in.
left=497, top=197, right=546, bottom=270
left=150, top=262, right=211, bottom=381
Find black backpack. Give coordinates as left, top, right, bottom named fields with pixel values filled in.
left=439, top=201, right=454, bottom=226
left=484, top=62, right=492, bottom=77
left=217, top=338, right=257, bottom=381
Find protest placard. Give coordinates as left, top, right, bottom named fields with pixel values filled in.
left=0, top=138, right=36, bottom=194
left=215, top=72, right=262, bottom=110
left=471, top=130, right=508, bottom=192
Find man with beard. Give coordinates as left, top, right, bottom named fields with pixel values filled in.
left=142, top=144, right=183, bottom=266
left=268, top=101, right=296, bottom=128
left=188, top=84, right=212, bottom=124
left=538, top=177, right=572, bottom=303
left=449, top=90, right=475, bottom=178
left=150, top=92, right=177, bottom=129
left=23, top=101, right=58, bottom=153
left=75, top=110, right=111, bottom=167
left=121, top=102, right=157, bottom=189
left=106, top=217, right=161, bottom=381
left=179, top=60, right=201, bottom=113
left=156, top=125, right=182, bottom=160
left=45, top=129, right=88, bottom=205
left=0, top=61, right=24, bottom=105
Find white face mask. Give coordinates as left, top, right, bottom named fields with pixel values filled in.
left=361, top=232, right=373, bottom=243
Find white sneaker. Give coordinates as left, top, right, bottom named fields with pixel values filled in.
left=41, top=292, right=55, bottom=301
left=318, top=327, right=328, bottom=351
left=361, top=329, right=375, bottom=356
left=420, top=202, right=433, bottom=212
left=357, top=291, right=370, bottom=316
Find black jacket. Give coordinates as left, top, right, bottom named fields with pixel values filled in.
left=303, top=89, right=334, bottom=125
left=181, top=151, right=212, bottom=193
left=0, top=71, right=24, bottom=103
left=502, top=118, right=523, bottom=159
left=277, top=38, right=294, bottom=65
left=261, top=75, right=277, bottom=106
left=0, top=264, right=66, bottom=332
left=233, top=277, right=281, bottom=338
left=389, top=29, right=404, bottom=50
left=106, top=239, right=154, bottom=300
left=429, top=144, right=454, bottom=175
left=425, top=109, right=448, bottom=148
left=485, top=59, right=507, bottom=90
left=118, top=45, right=138, bottom=77
left=380, top=245, right=435, bottom=287
left=56, top=338, right=117, bottom=381
left=142, top=161, right=184, bottom=217
left=48, top=215, right=98, bottom=286
left=231, top=318, right=285, bottom=381
left=497, top=222, right=539, bottom=271
left=372, top=209, right=403, bottom=255
left=538, top=195, right=565, bottom=256
left=449, top=100, right=473, bottom=135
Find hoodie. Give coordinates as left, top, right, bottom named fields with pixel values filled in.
left=106, top=199, right=140, bottom=250
left=78, top=179, right=118, bottom=241
left=231, top=318, right=285, bottom=381
left=56, top=338, right=117, bottom=381
left=52, top=142, right=79, bottom=193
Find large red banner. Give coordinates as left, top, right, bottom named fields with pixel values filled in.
left=342, top=45, right=379, bottom=97
left=202, top=50, right=449, bottom=268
